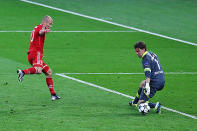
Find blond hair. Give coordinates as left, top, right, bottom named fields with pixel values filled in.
left=42, top=15, right=53, bottom=24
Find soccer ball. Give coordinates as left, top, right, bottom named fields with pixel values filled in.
left=138, top=103, right=150, bottom=114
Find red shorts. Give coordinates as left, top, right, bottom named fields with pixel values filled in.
left=28, top=51, right=47, bottom=69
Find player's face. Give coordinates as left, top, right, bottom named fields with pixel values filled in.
left=45, top=19, right=53, bottom=29
left=135, top=48, right=145, bottom=58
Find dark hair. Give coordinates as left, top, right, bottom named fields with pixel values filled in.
left=134, top=41, right=146, bottom=51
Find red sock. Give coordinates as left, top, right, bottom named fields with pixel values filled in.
left=23, top=67, right=36, bottom=74
left=46, top=77, right=55, bottom=95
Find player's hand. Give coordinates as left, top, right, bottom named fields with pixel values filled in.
left=39, top=28, right=50, bottom=35
left=45, top=29, right=50, bottom=33
left=143, top=83, right=150, bottom=96
left=39, top=26, right=46, bottom=35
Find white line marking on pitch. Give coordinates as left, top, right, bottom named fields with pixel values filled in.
left=20, top=0, right=197, bottom=46
left=56, top=73, right=197, bottom=120
left=0, top=30, right=136, bottom=33
left=0, top=31, right=31, bottom=32
left=56, top=73, right=135, bottom=99
left=60, top=72, right=197, bottom=75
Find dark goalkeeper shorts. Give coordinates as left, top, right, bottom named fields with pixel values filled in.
left=139, top=80, right=165, bottom=102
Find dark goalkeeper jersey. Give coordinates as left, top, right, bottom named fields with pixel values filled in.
left=142, top=51, right=165, bottom=82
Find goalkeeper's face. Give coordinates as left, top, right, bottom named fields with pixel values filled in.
left=135, top=48, right=145, bottom=58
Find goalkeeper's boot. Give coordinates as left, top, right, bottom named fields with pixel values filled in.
left=51, top=94, right=61, bottom=101
left=129, top=100, right=137, bottom=107
left=155, top=102, right=162, bottom=113
left=17, top=70, right=24, bottom=82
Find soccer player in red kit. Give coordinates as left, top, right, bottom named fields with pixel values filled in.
left=17, top=15, right=60, bottom=101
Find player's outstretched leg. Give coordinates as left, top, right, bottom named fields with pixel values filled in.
left=17, top=67, right=37, bottom=82
left=17, top=70, right=25, bottom=82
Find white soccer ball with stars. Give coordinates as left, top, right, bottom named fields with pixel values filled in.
left=138, top=103, right=150, bottom=114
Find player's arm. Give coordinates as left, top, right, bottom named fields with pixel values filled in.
left=39, top=26, right=50, bottom=35
left=143, top=59, right=151, bottom=78
left=142, top=59, right=151, bottom=95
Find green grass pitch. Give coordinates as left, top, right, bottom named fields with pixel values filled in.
left=0, top=0, right=197, bottom=130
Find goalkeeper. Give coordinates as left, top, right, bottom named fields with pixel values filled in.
left=129, top=41, right=165, bottom=113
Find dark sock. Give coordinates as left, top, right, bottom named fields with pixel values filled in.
left=138, top=88, right=142, bottom=95
left=148, top=102, right=156, bottom=108
left=133, top=88, right=142, bottom=104
left=133, top=97, right=139, bottom=104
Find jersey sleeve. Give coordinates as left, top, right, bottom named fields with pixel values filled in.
left=142, top=58, right=151, bottom=78
left=32, top=26, right=40, bottom=39
left=36, top=25, right=42, bottom=35
left=34, top=25, right=45, bottom=36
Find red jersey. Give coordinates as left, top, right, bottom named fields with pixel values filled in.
left=28, top=24, right=46, bottom=54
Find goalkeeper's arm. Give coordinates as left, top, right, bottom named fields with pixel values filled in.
left=143, top=66, right=151, bottom=95
left=144, top=78, right=150, bottom=95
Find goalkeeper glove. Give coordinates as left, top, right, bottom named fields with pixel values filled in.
left=143, top=82, right=150, bottom=96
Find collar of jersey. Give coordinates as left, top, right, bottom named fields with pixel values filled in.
left=142, top=51, right=148, bottom=58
